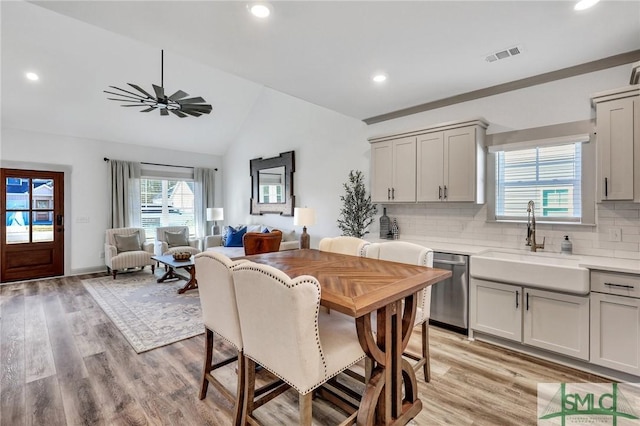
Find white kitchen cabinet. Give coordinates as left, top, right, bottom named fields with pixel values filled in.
left=591, top=85, right=640, bottom=201
left=369, top=118, right=487, bottom=204
left=590, top=270, right=640, bottom=376
left=523, top=288, right=589, bottom=360
left=417, top=125, right=485, bottom=203
left=471, top=278, right=590, bottom=360
left=370, top=136, right=416, bottom=203
left=470, top=278, right=522, bottom=342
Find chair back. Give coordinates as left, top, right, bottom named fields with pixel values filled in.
left=194, top=252, right=246, bottom=351
left=364, top=241, right=434, bottom=321
left=105, top=227, right=146, bottom=246
left=318, top=236, right=369, bottom=256
left=232, top=261, right=325, bottom=394
left=243, top=230, right=282, bottom=255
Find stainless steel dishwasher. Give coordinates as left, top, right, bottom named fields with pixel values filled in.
left=430, top=252, right=469, bottom=334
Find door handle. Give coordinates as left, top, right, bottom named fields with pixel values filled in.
left=604, top=177, right=608, bottom=197
left=526, top=292, right=530, bottom=311
left=444, top=185, right=448, bottom=200
left=439, top=186, right=442, bottom=200
left=56, top=214, right=63, bottom=226
left=604, top=282, right=635, bottom=289
left=515, top=290, right=519, bottom=308
left=391, top=188, right=395, bottom=200
left=388, top=188, right=391, bottom=200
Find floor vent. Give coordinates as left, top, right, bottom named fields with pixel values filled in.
left=485, top=45, right=523, bottom=63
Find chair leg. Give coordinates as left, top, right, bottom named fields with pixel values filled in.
left=234, top=351, right=246, bottom=426
left=151, top=264, right=155, bottom=274
left=241, top=357, right=257, bottom=425
left=423, top=321, right=431, bottom=382
left=200, top=328, right=214, bottom=399
left=299, top=392, right=312, bottom=426
left=112, top=269, right=117, bottom=279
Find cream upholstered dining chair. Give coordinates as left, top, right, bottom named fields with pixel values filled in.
left=232, top=261, right=366, bottom=425
left=104, top=227, right=155, bottom=279
left=364, top=241, right=434, bottom=382
left=154, top=226, right=201, bottom=257
left=318, top=236, right=370, bottom=256
left=194, top=252, right=287, bottom=426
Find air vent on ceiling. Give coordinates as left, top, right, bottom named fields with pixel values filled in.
left=485, top=45, right=524, bottom=63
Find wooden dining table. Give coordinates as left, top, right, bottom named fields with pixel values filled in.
left=244, top=248, right=452, bottom=426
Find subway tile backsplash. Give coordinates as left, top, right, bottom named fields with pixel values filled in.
left=375, top=202, right=640, bottom=260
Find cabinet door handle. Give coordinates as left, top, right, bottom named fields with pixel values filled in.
left=515, top=290, right=519, bottom=308
left=604, top=177, right=608, bottom=197
left=388, top=188, right=391, bottom=200
left=526, top=292, right=530, bottom=311
left=604, top=282, right=635, bottom=289
left=391, top=188, right=395, bottom=200
left=444, top=185, right=448, bottom=200
left=439, top=186, right=442, bottom=200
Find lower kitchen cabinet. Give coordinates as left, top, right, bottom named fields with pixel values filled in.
left=471, top=278, right=590, bottom=360
left=470, top=278, right=522, bottom=342
left=523, top=288, right=589, bottom=360
left=590, top=292, right=640, bottom=375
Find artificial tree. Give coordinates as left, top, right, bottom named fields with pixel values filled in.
left=337, top=170, right=377, bottom=238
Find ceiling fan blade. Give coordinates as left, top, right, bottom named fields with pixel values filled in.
left=181, top=109, right=202, bottom=117
left=152, top=84, right=165, bottom=100
left=107, top=98, right=146, bottom=104
left=141, top=107, right=156, bottom=112
left=178, top=96, right=206, bottom=104
left=104, top=90, right=147, bottom=101
left=168, top=90, right=189, bottom=101
left=181, top=104, right=212, bottom=114
left=170, top=109, right=188, bottom=118
left=108, top=85, right=149, bottom=100
left=127, top=83, right=154, bottom=99
left=160, top=108, right=169, bottom=116
left=120, top=104, right=148, bottom=107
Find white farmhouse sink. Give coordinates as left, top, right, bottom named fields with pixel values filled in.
left=470, top=250, right=590, bottom=294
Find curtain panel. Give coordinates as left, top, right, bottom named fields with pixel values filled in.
left=108, top=160, right=141, bottom=228
left=194, top=167, right=216, bottom=238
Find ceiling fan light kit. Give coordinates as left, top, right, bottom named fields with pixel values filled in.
left=104, top=50, right=212, bottom=118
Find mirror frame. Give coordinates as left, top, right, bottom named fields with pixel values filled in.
left=250, top=150, right=295, bottom=216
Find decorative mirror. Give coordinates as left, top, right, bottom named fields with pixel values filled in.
left=250, top=151, right=295, bottom=216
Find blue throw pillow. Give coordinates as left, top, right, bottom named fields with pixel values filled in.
left=262, top=227, right=271, bottom=233
left=224, top=226, right=247, bottom=247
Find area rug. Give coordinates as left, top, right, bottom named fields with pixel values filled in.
left=82, top=272, right=203, bottom=353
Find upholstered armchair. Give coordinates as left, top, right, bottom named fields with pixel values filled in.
left=242, top=230, right=282, bottom=255
left=232, top=261, right=366, bottom=425
left=154, top=226, right=201, bottom=257
left=104, top=227, right=155, bottom=279
left=318, top=236, right=370, bottom=256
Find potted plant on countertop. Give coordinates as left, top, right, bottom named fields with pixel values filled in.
left=337, top=170, right=377, bottom=238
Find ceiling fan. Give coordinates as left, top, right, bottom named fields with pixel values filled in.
left=104, top=50, right=212, bottom=118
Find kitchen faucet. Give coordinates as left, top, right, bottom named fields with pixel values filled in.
left=526, top=200, right=545, bottom=252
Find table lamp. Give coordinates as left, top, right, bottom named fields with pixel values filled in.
left=206, top=207, right=224, bottom=235
left=293, top=207, right=316, bottom=249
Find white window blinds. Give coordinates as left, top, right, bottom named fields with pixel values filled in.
left=495, top=142, right=583, bottom=222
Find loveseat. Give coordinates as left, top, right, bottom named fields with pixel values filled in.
left=204, top=224, right=299, bottom=258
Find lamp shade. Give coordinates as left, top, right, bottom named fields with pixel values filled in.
left=293, top=207, right=316, bottom=226
left=206, top=207, right=224, bottom=221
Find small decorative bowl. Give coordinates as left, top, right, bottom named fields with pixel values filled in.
left=172, top=252, right=191, bottom=261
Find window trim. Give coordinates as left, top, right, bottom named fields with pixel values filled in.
left=486, top=124, right=596, bottom=226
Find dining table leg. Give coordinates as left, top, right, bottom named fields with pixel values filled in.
left=355, top=293, right=422, bottom=426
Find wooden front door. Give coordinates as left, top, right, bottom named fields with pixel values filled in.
left=1, top=169, right=64, bottom=282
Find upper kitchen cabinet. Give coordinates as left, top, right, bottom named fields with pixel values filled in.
left=592, top=85, right=640, bottom=201
left=370, top=136, right=417, bottom=203
left=369, top=118, right=487, bottom=204
left=417, top=122, right=487, bottom=203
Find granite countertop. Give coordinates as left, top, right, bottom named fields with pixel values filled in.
left=366, top=236, right=640, bottom=275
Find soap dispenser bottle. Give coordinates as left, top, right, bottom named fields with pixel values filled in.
left=561, top=235, right=573, bottom=254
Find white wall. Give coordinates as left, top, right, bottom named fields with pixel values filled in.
left=365, top=65, right=640, bottom=260
left=222, top=87, right=368, bottom=248
left=1, top=127, right=223, bottom=274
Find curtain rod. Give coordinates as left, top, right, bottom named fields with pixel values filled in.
left=103, top=157, right=218, bottom=171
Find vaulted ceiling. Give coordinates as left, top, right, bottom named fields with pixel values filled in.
left=2, top=1, right=639, bottom=155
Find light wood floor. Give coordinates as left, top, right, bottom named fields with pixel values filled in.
left=0, top=273, right=608, bottom=426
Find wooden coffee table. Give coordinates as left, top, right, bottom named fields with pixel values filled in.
left=151, top=255, right=197, bottom=294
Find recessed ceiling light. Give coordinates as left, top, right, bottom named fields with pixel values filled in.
left=574, top=0, right=599, bottom=11
left=372, top=74, right=387, bottom=83
left=248, top=2, right=272, bottom=18
left=25, top=72, right=39, bottom=81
